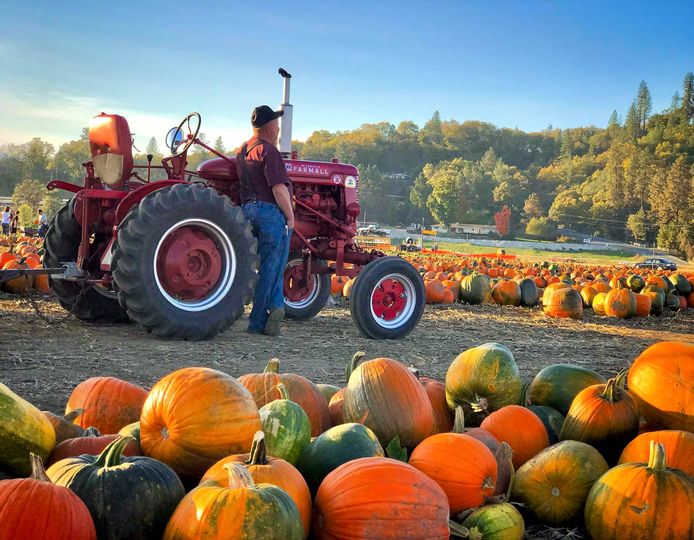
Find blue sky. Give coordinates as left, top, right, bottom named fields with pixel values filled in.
left=1, top=1, right=692, bottom=150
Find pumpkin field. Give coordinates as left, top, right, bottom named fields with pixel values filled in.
left=1, top=246, right=694, bottom=539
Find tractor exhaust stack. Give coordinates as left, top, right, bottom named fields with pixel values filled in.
left=278, top=67, right=293, bottom=157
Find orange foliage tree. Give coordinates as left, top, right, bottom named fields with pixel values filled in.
left=495, top=205, right=511, bottom=237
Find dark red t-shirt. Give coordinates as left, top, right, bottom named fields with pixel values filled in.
left=236, top=136, right=292, bottom=204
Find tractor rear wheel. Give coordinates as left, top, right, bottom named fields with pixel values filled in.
left=43, top=200, right=129, bottom=321
left=349, top=256, right=425, bottom=339
left=283, top=254, right=331, bottom=320
left=112, top=184, right=258, bottom=340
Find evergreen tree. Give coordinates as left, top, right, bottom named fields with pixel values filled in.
left=214, top=136, right=225, bottom=154
left=670, top=92, right=681, bottom=111
left=146, top=137, right=159, bottom=156
left=607, top=110, right=619, bottom=128
left=682, top=72, right=694, bottom=121
left=635, top=81, right=652, bottom=130
left=624, top=102, right=640, bottom=139
left=627, top=207, right=649, bottom=242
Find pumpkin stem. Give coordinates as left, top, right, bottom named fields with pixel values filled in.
left=467, top=527, right=484, bottom=540
left=224, top=462, right=255, bottom=489
left=601, top=378, right=619, bottom=403
left=470, top=395, right=489, bottom=414
left=275, top=383, right=290, bottom=401
left=264, top=358, right=280, bottom=373
left=447, top=519, right=471, bottom=538
left=408, top=366, right=421, bottom=379
left=344, top=351, right=366, bottom=382
left=453, top=406, right=466, bottom=434
left=29, top=453, right=51, bottom=483
left=63, top=408, right=85, bottom=423
left=614, top=368, right=629, bottom=389
left=647, top=441, right=667, bottom=471
left=95, top=435, right=133, bottom=468
left=246, top=431, right=268, bottom=466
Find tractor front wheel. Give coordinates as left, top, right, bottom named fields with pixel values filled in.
left=112, top=184, right=258, bottom=340
left=283, top=254, right=331, bottom=320
left=43, top=200, right=128, bottom=321
left=349, top=256, right=425, bottom=339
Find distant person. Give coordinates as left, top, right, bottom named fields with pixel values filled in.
left=37, top=209, right=48, bottom=238
left=1, top=206, right=9, bottom=235
left=9, top=211, right=19, bottom=235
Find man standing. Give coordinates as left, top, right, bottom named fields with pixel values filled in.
left=1, top=206, right=10, bottom=235
left=236, top=105, right=294, bottom=336
left=37, top=209, right=49, bottom=238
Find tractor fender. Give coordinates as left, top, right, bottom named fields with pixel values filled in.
left=114, top=180, right=187, bottom=223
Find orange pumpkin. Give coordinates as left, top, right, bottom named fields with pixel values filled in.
left=201, top=431, right=312, bottom=537
left=559, top=379, right=640, bottom=464
left=328, top=388, right=345, bottom=426
left=481, top=405, right=550, bottom=469
left=1, top=259, right=32, bottom=294
left=342, top=278, right=355, bottom=298
left=633, top=293, right=651, bottom=317
left=409, top=433, right=497, bottom=513
left=627, top=342, right=694, bottom=431
left=0, top=252, right=17, bottom=267
left=419, top=377, right=454, bottom=433
left=66, top=376, right=148, bottom=434
left=238, top=359, right=331, bottom=436
left=343, top=356, right=434, bottom=448
left=604, top=288, right=636, bottom=318
left=584, top=442, right=694, bottom=540
left=425, top=280, right=445, bottom=303
left=0, top=454, right=96, bottom=540
left=544, top=286, right=583, bottom=319
left=313, top=457, right=450, bottom=539
left=491, top=280, right=521, bottom=306
left=140, top=367, right=261, bottom=481
left=580, top=285, right=598, bottom=307
left=618, top=430, right=694, bottom=477
left=330, top=274, right=346, bottom=295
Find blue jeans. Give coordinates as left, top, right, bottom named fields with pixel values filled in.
left=242, top=201, right=292, bottom=331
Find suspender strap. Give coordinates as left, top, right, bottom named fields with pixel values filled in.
left=237, top=140, right=264, bottom=204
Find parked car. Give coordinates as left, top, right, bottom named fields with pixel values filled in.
left=358, top=225, right=390, bottom=237
left=634, top=258, right=677, bottom=271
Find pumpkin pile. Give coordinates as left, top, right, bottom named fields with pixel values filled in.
left=0, top=235, right=49, bottom=295
left=1, top=341, right=693, bottom=539
left=335, top=251, right=694, bottom=320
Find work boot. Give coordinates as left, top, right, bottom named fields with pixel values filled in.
left=263, top=307, right=285, bottom=336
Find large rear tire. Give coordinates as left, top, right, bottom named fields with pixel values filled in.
left=43, top=200, right=128, bottom=321
left=349, top=256, right=425, bottom=339
left=283, top=254, right=331, bottom=320
left=112, top=184, right=258, bottom=340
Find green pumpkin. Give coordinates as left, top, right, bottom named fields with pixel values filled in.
left=519, top=278, right=539, bottom=307
left=665, top=293, right=681, bottom=310
left=259, top=384, right=311, bottom=466
left=460, top=273, right=492, bottom=304
left=669, top=273, right=692, bottom=296
left=47, top=436, right=185, bottom=539
left=641, top=286, right=665, bottom=315
left=528, top=405, right=565, bottom=445
left=528, top=364, right=607, bottom=416
left=459, top=503, right=525, bottom=540
left=316, top=383, right=341, bottom=404
left=626, top=274, right=644, bottom=292
left=512, top=440, right=608, bottom=525
left=117, top=421, right=141, bottom=444
left=165, top=463, right=303, bottom=540
left=296, top=422, right=384, bottom=494
left=0, top=382, right=56, bottom=476
left=445, top=342, right=522, bottom=426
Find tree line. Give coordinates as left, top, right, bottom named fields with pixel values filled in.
left=1, top=73, right=692, bottom=257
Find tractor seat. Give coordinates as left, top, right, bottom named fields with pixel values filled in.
left=88, top=113, right=134, bottom=187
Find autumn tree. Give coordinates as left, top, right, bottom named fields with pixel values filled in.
left=495, top=205, right=511, bottom=237
left=53, top=138, right=90, bottom=184
left=636, top=81, right=652, bottom=130
left=523, top=193, right=543, bottom=219
left=12, top=179, right=46, bottom=209
left=627, top=208, right=649, bottom=242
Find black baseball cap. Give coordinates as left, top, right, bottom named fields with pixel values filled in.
left=251, top=105, right=284, bottom=128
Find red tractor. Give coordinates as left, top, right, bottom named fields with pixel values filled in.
left=42, top=69, right=425, bottom=340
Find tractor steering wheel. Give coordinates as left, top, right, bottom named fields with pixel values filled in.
left=167, top=112, right=202, bottom=156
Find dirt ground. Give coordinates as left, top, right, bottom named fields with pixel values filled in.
left=1, top=293, right=692, bottom=414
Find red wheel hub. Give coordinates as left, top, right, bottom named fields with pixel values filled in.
left=284, top=263, right=315, bottom=302
left=371, top=279, right=407, bottom=321
left=156, top=226, right=222, bottom=301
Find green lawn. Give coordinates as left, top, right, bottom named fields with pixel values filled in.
left=420, top=241, right=642, bottom=265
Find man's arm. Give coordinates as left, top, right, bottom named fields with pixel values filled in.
left=271, top=183, right=294, bottom=229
